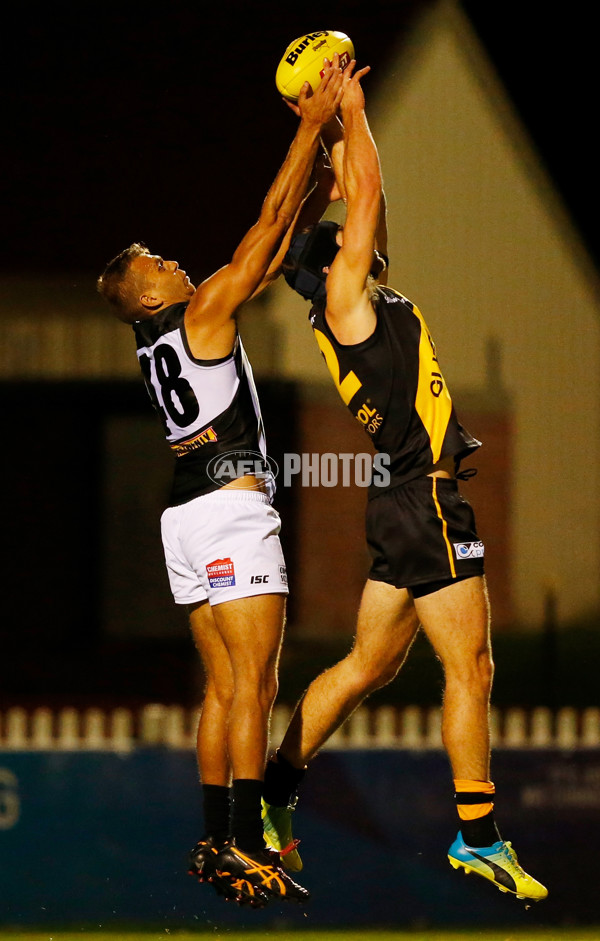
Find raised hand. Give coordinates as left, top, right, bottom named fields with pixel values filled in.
left=291, top=55, right=345, bottom=126
left=340, top=59, right=371, bottom=115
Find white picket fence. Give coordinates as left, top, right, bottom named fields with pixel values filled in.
left=0, top=704, right=598, bottom=752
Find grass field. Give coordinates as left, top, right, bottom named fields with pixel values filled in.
left=1, top=931, right=600, bottom=941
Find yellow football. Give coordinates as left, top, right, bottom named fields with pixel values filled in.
left=275, top=31, right=354, bottom=102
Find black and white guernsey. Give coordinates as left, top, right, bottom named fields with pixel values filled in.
left=134, top=302, right=271, bottom=506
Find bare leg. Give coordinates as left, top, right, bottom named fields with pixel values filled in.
left=189, top=600, right=234, bottom=785
left=414, top=575, right=493, bottom=781
left=280, top=579, right=420, bottom=767
left=189, top=594, right=296, bottom=890
left=211, top=593, right=286, bottom=780
left=431, top=578, right=549, bottom=898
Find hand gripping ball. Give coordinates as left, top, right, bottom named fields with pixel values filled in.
left=275, top=31, right=354, bottom=102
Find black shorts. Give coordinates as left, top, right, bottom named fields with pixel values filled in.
left=366, top=475, right=484, bottom=595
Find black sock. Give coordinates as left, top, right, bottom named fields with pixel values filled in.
left=460, top=810, right=501, bottom=847
left=202, top=783, right=231, bottom=844
left=231, top=779, right=264, bottom=853
left=263, top=749, right=306, bottom=807
left=454, top=779, right=501, bottom=847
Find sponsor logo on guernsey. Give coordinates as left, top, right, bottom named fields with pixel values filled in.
left=355, top=401, right=383, bottom=435
left=171, top=425, right=217, bottom=457
left=206, top=558, right=235, bottom=588
left=453, top=541, right=485, bottom=560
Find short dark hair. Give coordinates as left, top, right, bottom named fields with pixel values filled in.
left=97, top=242, right=150, bottom=324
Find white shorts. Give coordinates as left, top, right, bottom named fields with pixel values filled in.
left=160, top=489, right=288, bottom=606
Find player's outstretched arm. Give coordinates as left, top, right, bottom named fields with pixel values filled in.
left=184, top=59, right=344, bottom=356
left=325, top=62, right=382, bottom=344
left=319, top=111, right=388, bottom=284
left=307, top=112, right=388, bottom=288
left=293, top=116, right=346, bottom=228
left=249, top=141, right=345, bottom=300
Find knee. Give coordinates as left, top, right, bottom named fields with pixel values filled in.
left=204, top=675, right=235, bottom=712
left=444, top=644, right=494, bottom=695
left=480, top=642, right=494, bottom=670
left=368, top=659, right=403, bottom=692
left=259, top=667, right=279, bottom=710
left=478, top=646, right=495, bottom=691
left=235, top=658, right=279, bottom=711
left=346, top=649, right=403, bottom=696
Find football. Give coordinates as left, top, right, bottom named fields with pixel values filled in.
left=275, top=31, right=354, bottom=102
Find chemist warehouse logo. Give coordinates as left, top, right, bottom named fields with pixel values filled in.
left=454, top=541, right=485, bottom=560
left=206, top=558, right=236, bottom=589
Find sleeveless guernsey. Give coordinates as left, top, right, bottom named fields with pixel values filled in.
left=309, top=285, right=480, bottom=496
left=134, top=303, right=271, bottom=506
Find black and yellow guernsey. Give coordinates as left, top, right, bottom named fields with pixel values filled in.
left=308, top=285, right=481, bottom=496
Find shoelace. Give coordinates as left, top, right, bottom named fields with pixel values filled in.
left=497, top=842, right=530, bottom=879
left=279, top=838, right=301, bottom=856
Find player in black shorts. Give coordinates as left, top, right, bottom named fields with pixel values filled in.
left=261, top=60, right=547, bottom=902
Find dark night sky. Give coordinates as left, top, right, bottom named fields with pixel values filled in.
left=3, top=1, right=597, bottom=284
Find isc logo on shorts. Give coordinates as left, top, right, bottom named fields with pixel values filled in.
left=453, top=541, right=485, bottom=560
left=206, top=557, right=236, bottom=588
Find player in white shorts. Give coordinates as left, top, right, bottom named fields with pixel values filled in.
left=161, top=489, right=288, bottom=607
left=96, top=59, right=345, bottom=908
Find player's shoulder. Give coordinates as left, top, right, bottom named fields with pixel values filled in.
left=377, top=284, right=412, bottom=307
left=134, top=302, right=188, bottom=347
